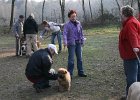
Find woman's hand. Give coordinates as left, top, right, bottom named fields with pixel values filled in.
left=133, top=48, right=139, bottom=53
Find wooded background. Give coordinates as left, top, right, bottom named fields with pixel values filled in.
left=0, top=0, right=140, bottom=28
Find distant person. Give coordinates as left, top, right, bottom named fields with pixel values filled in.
left=119, top=5, right=140, bottom=100
left=13, top=15, right=24, bottom=56
left=63, top=10, right=87, bottom=77
left=23, top=13, right=38, bottom=57
left=25, top=44, right=58, bottom=93
left=40, top=20, right=62, bottom=53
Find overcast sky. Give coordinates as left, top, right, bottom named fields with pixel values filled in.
left=28, top=0, right=77, bottom=2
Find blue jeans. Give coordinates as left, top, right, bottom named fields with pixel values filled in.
left=123, top=58, right=140, bottom=95
left=51, top=31, right=62, bottom=51
left=15, top=37, right=21, bottom=56
left=67, top=43, right=84, bottom=76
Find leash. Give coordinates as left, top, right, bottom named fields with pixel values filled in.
left=135, top=52, right=140, bottom=64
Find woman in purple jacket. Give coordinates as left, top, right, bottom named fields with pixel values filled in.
left=63, top=10, right=87, bottom=77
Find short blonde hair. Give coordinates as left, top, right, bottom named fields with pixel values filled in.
left=121, top=5, right=134, bottom=17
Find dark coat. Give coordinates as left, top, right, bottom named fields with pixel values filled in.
left=25, top=48, right=53, bottom=78
left=23, top=17, right=38, bottom=35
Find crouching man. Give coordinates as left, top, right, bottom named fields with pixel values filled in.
left=25, top=44, right=58, bottom=93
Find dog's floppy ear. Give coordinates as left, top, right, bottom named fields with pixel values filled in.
left=64, top=70, right=67, bottom=74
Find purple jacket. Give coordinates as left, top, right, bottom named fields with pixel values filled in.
left=63, top=20, right=85, bottom=45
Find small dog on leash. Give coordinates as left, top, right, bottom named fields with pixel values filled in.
left=19, top=40, right=27, bottom=56
left=57, top=68, right=71, bottom=92
left=127, top=82, right=140, bottom=100
left=20, top=43, right=26, bottom=56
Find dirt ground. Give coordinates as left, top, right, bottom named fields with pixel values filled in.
left=0, top=26, right=126, bottom=100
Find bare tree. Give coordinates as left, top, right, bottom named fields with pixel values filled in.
left=138, top=0, right=140, bottom=12
left=59, top=0, right=65, bottom=23
left=100, top=0, right=104, bottom=24
left=131, top=0, right=134, bottom=6
left=42, top=0, right=45, bottom=22
left=25, top=0, right=27, bottom=19
left=115, top=0, right=121, bottom=11
left=88, top=0, right=93, bottom=21
left=82, top=0, right=86, bottom=22
left=114, top=0, right=122, bottom=28
left=53, top=9, right=57, bottom=22
left=10, top=0, right=15, bottom=29
left=137, top=0, right=140, bottom=21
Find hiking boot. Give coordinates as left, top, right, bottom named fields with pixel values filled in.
left=33, top=84, right=42, bottom=93
left=78, top=74, right=87, bottom=77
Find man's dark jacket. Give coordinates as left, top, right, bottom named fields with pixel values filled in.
left=25, top=48, right=52, bottom=78
left=23, top=17, right=38, bottom=35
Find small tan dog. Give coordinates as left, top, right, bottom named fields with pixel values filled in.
left=127, top=82, right=140, bottom=100
left=57, top=68, right=71, bottom=92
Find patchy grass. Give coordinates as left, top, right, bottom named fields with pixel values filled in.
left=0, top=25, right=126, bottom=100
left=84, top=25, right=120, bottom=35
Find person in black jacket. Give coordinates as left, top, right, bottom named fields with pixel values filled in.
left=23, top=13, right=38, bottom=57
left=25, top=44, right=58, bottom=93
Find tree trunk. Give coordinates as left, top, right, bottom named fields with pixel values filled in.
left=53, top=9, right=57, bottom=22
left=115, top=0, right=121, bottom=28
left=101, top=0, right=104, bottom=24
left=42, top=0, right=45, bottom=22
left=138, top=0, right=140, bottom=12
left=10, top=0, right=15, bottom=29
left=82, top=0, right=86, bottom=22
left=25, top=0, right=27, bottom=19
left=131, top=0, right=134, bottom=7
left=59, top=0, right=65, bottom=23
left=88, top=0, right=93, bottom=21
left=115, top=0, right=121, bottom=11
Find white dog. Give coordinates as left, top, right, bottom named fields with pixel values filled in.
left=19, top=41, right=26, bottom=56
left=127, top=82, right=140, bottom=100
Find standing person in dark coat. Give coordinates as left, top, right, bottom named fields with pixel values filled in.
left=23, top=13, right=38, bottom=57
left=25, top=44, right=58, bottom=93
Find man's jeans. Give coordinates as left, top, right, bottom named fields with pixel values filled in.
left=51, top=31, right=62, bottom=51
left=26, top=73, right=58, bottom=89
left=26, top=34, right=38, bottom=56
left=67, top=43, right=84, bottom=76
left=123, top=58, right=140, bottom=95
left=15, top=37, right=21, bottom=56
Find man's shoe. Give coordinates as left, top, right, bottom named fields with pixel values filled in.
left=16, top=54, right=19, bottom=56
left=78, top=74, right=87, bottom=77
left=58, top=50, right=61, bottom=54
left=33, top=84, right=42, bottom=93
left=35, top=87, right=42, bottom=93
left=43, top=84, right=51, bottom=89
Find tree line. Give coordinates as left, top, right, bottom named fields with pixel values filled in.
left=7, top=0, right=140, bottom=29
